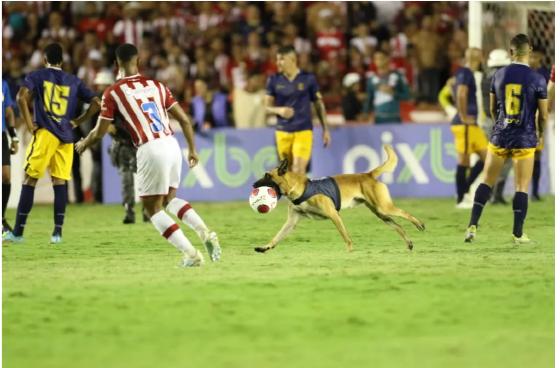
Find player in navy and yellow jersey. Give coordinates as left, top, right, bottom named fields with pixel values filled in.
left=265, top=45, right=331, bottom=174
left=450, top=48, right=487, bottom=208
left=3, top=43, right=100, bottom=244
left=465, top=34, right=548, bottom=244
left=2, top=79, right=19, bottom=234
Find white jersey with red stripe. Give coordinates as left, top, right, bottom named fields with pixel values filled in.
left=100, top=74, right=178, bottom=146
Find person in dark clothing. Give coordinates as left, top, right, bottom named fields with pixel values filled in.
left=341, top=73, right=362, bottom=122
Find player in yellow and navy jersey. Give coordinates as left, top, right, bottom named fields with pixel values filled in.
left=3, top=43, right=100, bottom=244
left=265, top=45, right=331, bottom=174
left=465, top=34, right=548, bottom=244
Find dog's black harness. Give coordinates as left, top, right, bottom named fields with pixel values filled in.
left=292, top=177, right=341, bottom=211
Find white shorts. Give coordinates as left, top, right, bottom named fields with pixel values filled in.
left=136, top=136, right=182, bottom=197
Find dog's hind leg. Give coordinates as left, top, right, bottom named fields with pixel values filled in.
left=365, top=203, right=414, bottom=250
left=380, top=205, right=425, bottom=232
left=255, top=205, right=301, bottom=253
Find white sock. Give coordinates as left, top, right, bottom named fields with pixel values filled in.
left=150, top=210, right=197, bottom=257
left=166, top=198, right=210, bottom=241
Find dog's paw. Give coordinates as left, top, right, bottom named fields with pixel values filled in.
left=407, top=241, right=414, bottom=251
left=254, top=246, right=269, bottom=253
left=416, top=223, right=426, bottom=231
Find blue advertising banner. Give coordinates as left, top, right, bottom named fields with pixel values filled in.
left=102, top=124, right=549, bottom=203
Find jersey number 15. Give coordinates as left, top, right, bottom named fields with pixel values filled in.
left=43, top=81, right=70, bottom=122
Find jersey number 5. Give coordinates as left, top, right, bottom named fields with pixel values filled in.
left=43, top=81, right=70, bottom=122
left=141, top=101, right=166, bottom=133
left=505, top=83, right=522, bottom=116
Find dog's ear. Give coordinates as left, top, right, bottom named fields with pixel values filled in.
left=278, top=159, right=289, bottom=176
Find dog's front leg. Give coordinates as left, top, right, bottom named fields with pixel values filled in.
left=327, top=211, right=353, bottom=252
left=255, top=205, right=301, bottom=253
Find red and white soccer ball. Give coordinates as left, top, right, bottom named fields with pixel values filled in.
left=249, top=186, right=278, bottom=214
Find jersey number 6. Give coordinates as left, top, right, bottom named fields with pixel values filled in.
left=505, top=83, right=522, bottom=117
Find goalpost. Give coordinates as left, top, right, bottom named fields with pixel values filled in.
left=469, top=1, right=555, bottom=194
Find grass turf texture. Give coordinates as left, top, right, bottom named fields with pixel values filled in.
left=3, top=197, right=554, bottom=368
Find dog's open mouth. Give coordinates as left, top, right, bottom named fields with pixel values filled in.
left=252, top=176, right=282, bottom=199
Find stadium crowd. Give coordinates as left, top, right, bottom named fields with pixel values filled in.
left=3, top=1, right=470, bottom=127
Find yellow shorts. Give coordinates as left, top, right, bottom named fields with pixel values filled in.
left=25, top=128, right=73, bottom=180
left=488, top=143, right=535, bottom=160
left=275, top=130, right=313, bottom=162
left=450, top=125, right=488, bottom=155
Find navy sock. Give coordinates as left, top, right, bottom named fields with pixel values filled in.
left=532, top=160, right=541, bottom=197
left=2, top=183, right=10, bottom=220
left=469, top=183, right=492, bottom=227
left=13, top=185, right=36, bottom=237
left=456, top=165, right=468, bottom=203
left=512, top=192, right=528, bottom=237
left=467, top=160, right=484, bottom=188
left=53, top=184, right=67, bottom=236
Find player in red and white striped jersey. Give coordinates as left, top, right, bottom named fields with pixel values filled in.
left=76, top=44, right=221, bottom=267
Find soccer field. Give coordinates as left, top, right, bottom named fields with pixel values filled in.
left=2, top=197, right=554, bottom=368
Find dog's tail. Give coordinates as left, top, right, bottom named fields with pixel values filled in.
left=370, top=144, right=398, bottom=178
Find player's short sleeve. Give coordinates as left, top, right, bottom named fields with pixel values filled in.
left=308, top=74, right=319, bottom=102
left=22, top=72, right=36, bottom=91
left=77, top=79, right=97, bottom=103
left=100, top=88, right=116, bottom=120
left=265, top=75, right=276, bottom=97
left=455, top=68, right=470, bottom=87
left=164, top=85, right=178, bottom=110
left=2, top=81, right=14, bottom=108
left=534, top=73, right=548, bottom=100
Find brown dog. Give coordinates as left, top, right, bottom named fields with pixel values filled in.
left=253, top=145, right=425, bottom=253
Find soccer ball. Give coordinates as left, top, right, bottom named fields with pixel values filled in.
left=249, top=186, right=278, bottom=214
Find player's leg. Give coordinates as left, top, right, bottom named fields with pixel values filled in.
left=511, top=149, right=536, bottom=243
left=138, top=137, right=202, bottom=266
left=531, top=148, right=542, bottom=201
left=291, top=130, right=313, bottom=175
left=6, top=129, right=55, bottom=241
left=121, top=145, right=137, bottom=224
left=451, top=125, right=470, bottom=205
left=143, top=194, right=202, bottom=266
left=275, top=130, right=294, bottom=171
left=2, top=131, right=12, bottom=232
left=466, top=126, right=488, bottom=190
left=465, top=147, right=505, bottom=242
left=49, top=139, right=75, bottom=243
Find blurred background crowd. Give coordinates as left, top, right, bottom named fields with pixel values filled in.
left=3, top=1, right=473, bottom=128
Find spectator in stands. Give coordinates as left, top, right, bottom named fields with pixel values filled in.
left=191, top=78, right=232, bottom=131
left=350, top=22, right=378, bottom=64
left=363, top=50, right=410, bottom=124
left=342, top=73, right=363, bottom=122
left=411, top=15, right=442, bottom=104
left=233, top=71, right=267, bottom=129
left=77, top=49, right=107, bottom=89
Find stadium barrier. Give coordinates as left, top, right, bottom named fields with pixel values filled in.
left=101, top=123, right=550, bottom=203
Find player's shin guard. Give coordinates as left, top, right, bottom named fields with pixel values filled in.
left=53, top=185, right=67, bottom=236
left=151, top=210, right=197, bottom=257
left=13, top=184, right=36, bottom=237
left=2, top=183, right=10, bottom=224
left=467, top=160, right=484, bottom=188
left=468, top=183, right=492, bottom=227
left=455, top=165, right=468, bottom=203
left=166, top=198, right=209, bottom=241
left=512, top=192, right=528, bottom=238
left=532, top=160, right=541, bottom=198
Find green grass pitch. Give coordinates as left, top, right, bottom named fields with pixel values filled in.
left=3, top=197, right=554, bottom=368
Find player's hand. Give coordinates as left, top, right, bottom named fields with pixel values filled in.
left=462, top=116, right=476, bottom=125
left=322, top=129, right=331, bottom=148
left=75, top=139, right=87, bottom=155
left=278, top=107, right=294, bottom=119
left=188, top=151, right=199, bottom=168
left=10, top=141, right=18, bottom=154
left=70, top=119, right=79, bottom=128
left=27, top=124, right=39, bottom=134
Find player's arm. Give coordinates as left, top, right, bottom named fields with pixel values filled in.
left=264, top=95, right=294, bottom=119
left=547, top=80, right=554, bottom=111
left=71, top=97, right=101, bottom=127
left=489, top=92, right=497, bottom=123
left=456, top=84, right=474, bottom=124
left=16, top=86, right=38, bottom=133
left=75, top=117, right=112, bottom=154
left=536, top=98, right=549, bottom=138
left=5, top=105, right=19, bottom=153
left=168, top=104, right=199, bottom=168
left=312, top=92, right=331, bottom=147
